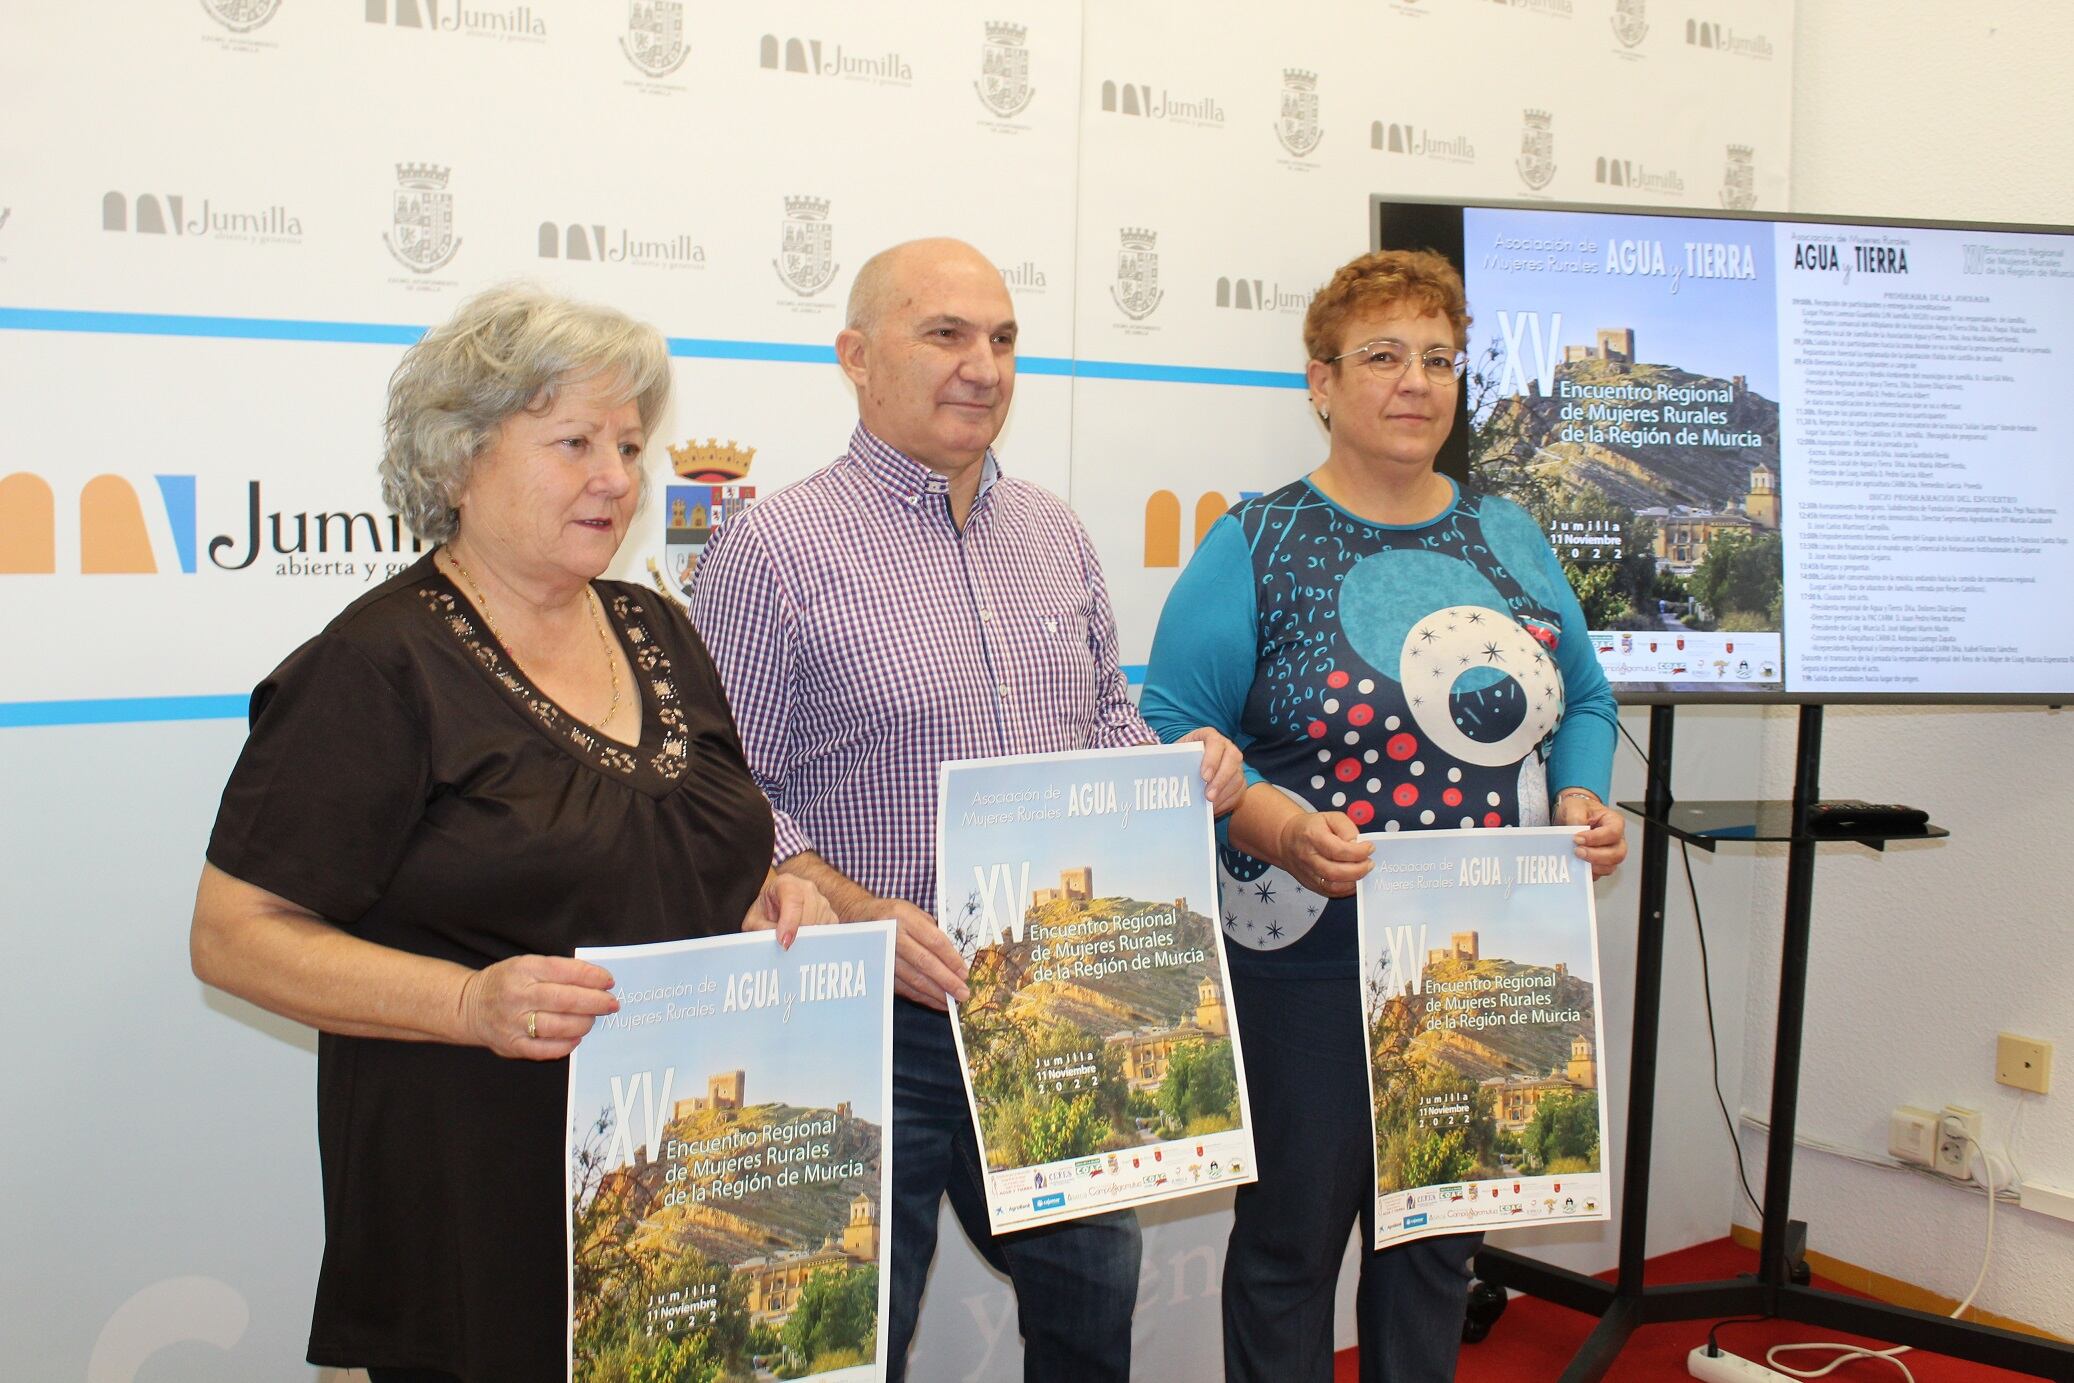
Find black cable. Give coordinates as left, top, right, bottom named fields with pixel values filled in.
left=1615, top=719, right=1764, bottom=1217
left=1705, top=1314, right=1773, bottom=1358
left=1682, top=836, right=1764, bottom=1219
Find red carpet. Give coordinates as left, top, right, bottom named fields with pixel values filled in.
left=1332, top=1237, right=2039, bottom=1381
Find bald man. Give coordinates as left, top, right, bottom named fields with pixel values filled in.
left=692, top=239, right=1241, bottom=1379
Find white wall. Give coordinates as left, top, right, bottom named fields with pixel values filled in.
left=1728, top=0, right=2074, bottom=1337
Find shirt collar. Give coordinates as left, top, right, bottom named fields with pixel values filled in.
left=846, top=422, right=1001, bottom=510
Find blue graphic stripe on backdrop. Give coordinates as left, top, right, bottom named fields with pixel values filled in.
left=0, top=695, right=251, bottom=728
left=0, top=307, right=1303, bottom=386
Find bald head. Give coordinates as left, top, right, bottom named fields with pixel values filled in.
left=835, top=237, right=1019, bottom=490
left=846, top=238, right=1007, bottom=334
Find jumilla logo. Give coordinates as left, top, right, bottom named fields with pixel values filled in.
left=759, top=32, right=912, bottom=85
left=1098, top=79, right=1223, bottom=127
left=1213, top=275, right=1312, bottom=314
left=1371, top=120, right=1474, bottom=164
left=364, top=0, right=546, bottom=40
left=620, top=0, right=687, bottom=79
left=1110, top=228, right=1163, bottom=322
left=1274, top=69, right=1321, bottom=158
left=101, top=190, right=302, bottom=244
left=975, top=20, right=1034, bottom=119
left=1720, top=144, right=1757, bottom=210
left=1143, top=489, right=1259, bottom=568
left=1593, top=155, right=1684, bottom=196
left=385, top=163, right=460, bottom=274
left=0, top=473, right=425, bottom=579
left=1516, top=109, right=1556, bottom=191
left=1686, top=17, right=1773, bottom=58
left=538, top=219, right=705, bottom=270
left=200, top=0, right=281, bottom=33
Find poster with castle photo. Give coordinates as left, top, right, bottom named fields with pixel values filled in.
left=936, top=743, right=1257, bottom=1232
left=1460, top=204, right=1784, bottom=694
left=565, top=924, right=895, bottom=1383
left=1356, top=826, right=1611, bottom=1251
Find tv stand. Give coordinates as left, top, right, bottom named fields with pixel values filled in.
left=1470, top=704, right=2070, bottom=1380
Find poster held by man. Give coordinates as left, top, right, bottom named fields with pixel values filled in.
left=935, top=742, right=1257, bottom=1233
left=567, top=923, right=896, bottom=1382
left=1357, top=825, right=1612, bottom=1250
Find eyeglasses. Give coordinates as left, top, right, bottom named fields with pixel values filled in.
left=1327, top=339, right=1468, bottom=386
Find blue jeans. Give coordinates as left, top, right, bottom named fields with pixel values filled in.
left=1223, top=970, right=1479, bottom=1383
left=885, top=1000, right=1141, bottom=1382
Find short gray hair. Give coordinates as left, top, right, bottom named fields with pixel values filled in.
left=380, top=283, right=671, bottom=544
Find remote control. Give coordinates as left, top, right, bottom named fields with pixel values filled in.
left=1804, top=799, right=1929, bottom=835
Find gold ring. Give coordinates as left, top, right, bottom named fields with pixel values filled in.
left=526, top=1010, right=538, bottom=1040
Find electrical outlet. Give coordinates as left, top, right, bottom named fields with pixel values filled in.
left=1996, top=1032, right=2052, bottom=1094
left=1936, top=1105, right=1982, bottom=1180
left=1887, top=1105, right=1939, bottom=1167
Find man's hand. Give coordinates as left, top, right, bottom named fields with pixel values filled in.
left=871, top=899, right=971, bottom=1010
left=1178, top=726, right=1247, bottom=816
left=776, top=851, right=970, bottom=1009
left=1276, top=810, right=1375, bottom=897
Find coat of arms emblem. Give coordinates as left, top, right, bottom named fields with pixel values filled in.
left=1275, top=69, right=1322, bottom=158
left=659, top=440, right=757, bottom=599
left=385, top=163, right=460, bottom=274
left=621, top=0, right=688, bottom=79
left=201, top=0, right=282, bottom=33
left=773, top=196, right=838, bottom=297
left=1720, top=144, right=1756, bottom=210
left=975, top=21, right=1034, bottom=118
left=1516, top=109, right=1556, bottom=192
left=1110, top=228, right=1163, bottom=322
left=1610, top=0, right=1649, bottom=49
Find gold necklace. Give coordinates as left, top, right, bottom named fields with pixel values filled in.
left=443, top=548, right=621, bottom=729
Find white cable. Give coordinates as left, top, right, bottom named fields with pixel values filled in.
left=1759, top=1128, right=1996, bottom=1383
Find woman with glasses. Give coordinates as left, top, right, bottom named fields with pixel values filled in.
left=1138, top=248, right=1626, bottom=1382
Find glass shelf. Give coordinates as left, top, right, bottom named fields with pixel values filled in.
left=1615, top=799, right=1950, bottom=852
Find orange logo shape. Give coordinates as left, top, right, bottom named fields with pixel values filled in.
left=80, top=475, right=158, bottom=572
left=0, top=473, right=56, bottom=573
left=1143, top=490, right=1229, bottom=568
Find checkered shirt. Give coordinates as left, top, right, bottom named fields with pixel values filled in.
left=690, top=423, right=1154, bottom=915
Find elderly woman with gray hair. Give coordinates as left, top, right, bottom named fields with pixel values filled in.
left=190, top=285, right=828, bottom=1383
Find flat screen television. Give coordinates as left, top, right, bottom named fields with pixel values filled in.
left=1374, top=195, right=2074, bottom=704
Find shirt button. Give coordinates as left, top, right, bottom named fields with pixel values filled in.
left=979, top=609, right=992, bottom=622
left=998, top=684, right=1010, bottom=698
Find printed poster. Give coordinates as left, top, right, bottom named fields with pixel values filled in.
left=936, top=742, right=1257, bottom=1232
left=566, top=924, right=896, bottom=1382
left=1357, top=826, right=1612, bottom=1250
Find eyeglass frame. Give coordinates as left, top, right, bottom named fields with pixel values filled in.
left=1323, top=338, right=1469, bottom=387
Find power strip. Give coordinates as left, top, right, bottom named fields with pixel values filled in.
left=1687, top=1344, right=1796, bottom=1381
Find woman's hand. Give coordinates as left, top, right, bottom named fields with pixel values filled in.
left=1555, top=790, right=1628, bottom=878
left=742, top=871, right=838, bottom=948
left=457, top=954, right=619, bottom=1060
left=1276, top=809, right=1375, bottom=897
left=1178, top=726, right=1247, bottom=816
